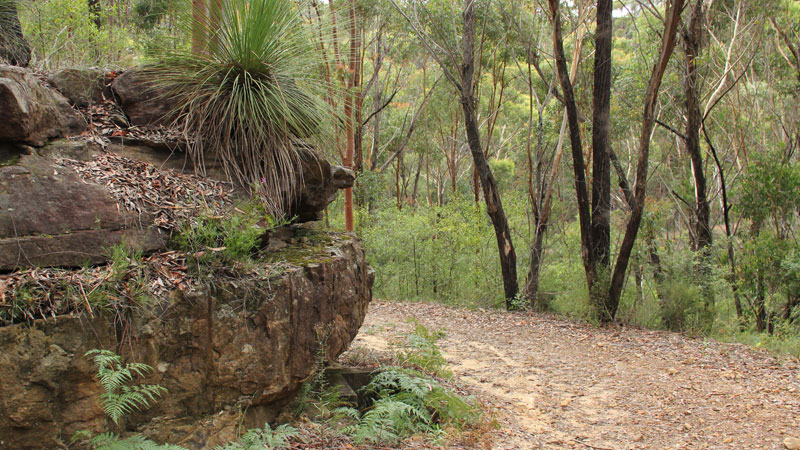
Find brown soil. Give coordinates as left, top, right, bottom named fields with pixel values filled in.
left=341, top=301, right=800, bottom=450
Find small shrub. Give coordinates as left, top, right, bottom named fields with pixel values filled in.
left=659, top=279, right=713, bottom=333
left=398, top=319, right=451, bottom=378
left=342, top=368, right=479, bottom=445
left=172, top=202, right=285, bottom=269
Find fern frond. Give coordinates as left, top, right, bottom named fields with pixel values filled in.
left=89, top=431, right=121, bottom=447
left=331, top=406, right=360, bottom=421
left=90, top=433, right=188, bottom=450
left=214, top=423, right=298, bottom=449
left=99, top=367, right=135, bottom=394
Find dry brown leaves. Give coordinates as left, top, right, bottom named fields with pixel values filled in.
left=0, top=250, right=193, bottom=326
left=59, top=152, right=234, bottom=230
left=77, top=82, right=183, bottom=149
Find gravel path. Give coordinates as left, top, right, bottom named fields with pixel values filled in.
left=341, top=301, right=800, bottom=450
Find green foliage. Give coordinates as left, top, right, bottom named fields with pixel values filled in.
left=172, top=202, right=284, bottom=268
left=342, top=368, right=478, bottom=445
left=77, top=432, right=187, bottom=450
left=18, top=0, right=135, bottom=68
left=147, top=0, right=330, bottom=216
left=213, top=423, right=299, bottom=450
left=398, top=319, right=451, bottom=378
left=488, top=158, right=515, bottom=192
left=355, top=194, right=528, bottom=308
left=85, top=349, right=167, bottom=426
left=659, top=278, right=713, bottom=334
left=739, top=150, right=800, bottom=230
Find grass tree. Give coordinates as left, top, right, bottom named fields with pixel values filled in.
left=149, top=0, right=330, bottom=217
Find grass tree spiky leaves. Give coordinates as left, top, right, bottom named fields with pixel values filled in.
left=146, top=0, right=331, bottom=217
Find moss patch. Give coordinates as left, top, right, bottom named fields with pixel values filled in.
left=0, top=154, right=20, bottom=167
left=263, top=229, right=336, bottom=266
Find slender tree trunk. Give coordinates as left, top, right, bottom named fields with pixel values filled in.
left=785, top=294, right=799, bottom=321
left=369, top=33, right=384, bottom=172
left=590, top=0, right=613, bottom=291
left=754, top=273, right=767, bottom=332
left=88, top=0, right=102, bottom=28
left=411, top=154, right=423, bottom=205
left=191, top=0, right=207, bottom=55
left=354, top=27, right=365, bottom=173
left=607, top=0, right=685, bottom=318
left=462, top=0, right=518, bottom=305
left=703, top=125, right=743, bottom=322
left=548, top=0, right=593, bottom=283
left=683, top=0, right=713, bottom=252
left=526, top=21, right=585, bottom=307
left=0, top=1, right=31, bottom=67
left=395, top=156, right=403, bottom=210
left=343, top=0, right=360, bottom=232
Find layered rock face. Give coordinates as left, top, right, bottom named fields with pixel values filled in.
left=0, top=149, right=167, bottom=270
left=0, top=65, right=85, bottom=146
left=0, top=230, right=374, bottom=449
left=0, top=64, right=372, bottom=449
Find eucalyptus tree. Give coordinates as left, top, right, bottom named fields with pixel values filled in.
left=549, top=0, right=685, bottom=320
left=390, top=0, right=519, bottom=305
left=502, top=0, right=592, bottom=307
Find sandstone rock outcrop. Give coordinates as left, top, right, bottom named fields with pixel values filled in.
left=0, top=64, right=373, bottom=450
left=0, top=65, right=85, bottom=146
left=112, top=68, right=177, bottom=127
left=291, top=148, right=355, bottom=222
left=0, top=229, right=374, bottom=449
left=0, top=148, right=167, bottom=270
left=48, top=67, right=109, bottom=107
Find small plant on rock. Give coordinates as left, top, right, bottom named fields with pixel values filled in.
left=85, top=349, right=167, bottom=426
left=72, top=350, right=175, bottom=450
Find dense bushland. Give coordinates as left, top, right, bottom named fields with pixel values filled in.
left=3, top=0, right=799, bottom=355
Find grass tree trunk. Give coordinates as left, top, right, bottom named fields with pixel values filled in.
left=0, top=1, right=31, bottom=67
left=462, top=0, right=518, bottom=305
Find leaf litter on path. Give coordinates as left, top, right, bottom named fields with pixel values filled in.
left=342, top=301, right=800, bottom=450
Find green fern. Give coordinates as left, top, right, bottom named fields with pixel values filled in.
left=398, top=319, right=452, bottom=378
left=213, top=423, right=299, bottom=450
left=81, top=432, right=187, bottom=450
left=341, top=367, right=479, bottom=445
left=85, top=349, right=167, bottom=425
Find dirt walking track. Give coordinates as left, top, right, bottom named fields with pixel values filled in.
left=342, top=301, right=800, bottom=450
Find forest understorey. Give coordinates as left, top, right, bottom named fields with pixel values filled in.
left=342, top=301, right=800, bottom=450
